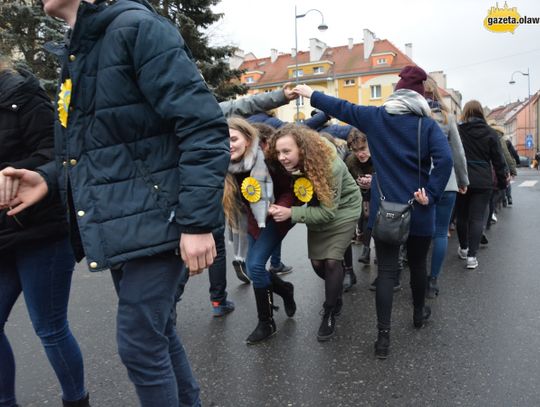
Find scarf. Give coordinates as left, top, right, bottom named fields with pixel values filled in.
left=227, top=140, right=274, bottom=260
left=383, top=89, right=431, bottom=117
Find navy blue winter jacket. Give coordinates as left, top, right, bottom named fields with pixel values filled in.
left=310, top=91, right=452, bottom=237
left=40, top=0, right=229, bottom=270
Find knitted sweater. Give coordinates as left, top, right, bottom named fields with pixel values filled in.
left=310, top=91, right=453, bottom=237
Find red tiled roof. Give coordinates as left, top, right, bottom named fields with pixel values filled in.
left=239, top=39, right=415, bottom=87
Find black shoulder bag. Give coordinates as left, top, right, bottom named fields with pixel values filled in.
left=372, top=118, right=422, bottom=245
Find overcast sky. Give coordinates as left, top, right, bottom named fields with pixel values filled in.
left=210, top=0, right=540, bottom=109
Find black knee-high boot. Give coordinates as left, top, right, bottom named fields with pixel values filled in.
left=270, top=274, right=296, bottom=317
left=246, top=287, right=276, bottom=344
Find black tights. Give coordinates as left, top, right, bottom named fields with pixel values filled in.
left=311, top=259, right=343, bottom=308
left=374, top=236, right=431, bottom=330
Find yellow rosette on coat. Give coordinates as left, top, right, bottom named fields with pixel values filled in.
left=294, top=177, right=314, bottom=203
left=58, top=79, right=72, bottom=128
left=241, top=177, right=262, bottom=203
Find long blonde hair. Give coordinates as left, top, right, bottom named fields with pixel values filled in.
left=269, top=124, right=335, bottom=207
left=461, top=100, right=486, bottom=123
left=0, top=55, right=14, bottom=74
left=424, top=76, right=449, bottom=124
left=222, top=117, right=260, bottom=228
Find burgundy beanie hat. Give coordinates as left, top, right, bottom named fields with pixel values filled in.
left=395, top=65, right=427, bottom=96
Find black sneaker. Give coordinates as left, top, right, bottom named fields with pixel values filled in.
left=343, top=267, right=357, bottom=292
left=374, top=329, right=390, bottom=359
left=269, top=263, right=293, bottom=276
left=232, top=260, right=250, bottom=284
left=480, top=234, right=489, bottom=245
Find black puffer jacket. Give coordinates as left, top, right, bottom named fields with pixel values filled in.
left=40, top=0, right=229, bottom=271
left=0, top=69, right=68, bottom=253
left=458, top=118, right=507, bottom=190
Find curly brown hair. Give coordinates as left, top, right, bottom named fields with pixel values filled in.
left=269, top=124, right=335, bottom=207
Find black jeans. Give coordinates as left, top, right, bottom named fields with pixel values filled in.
left=455, top=189, right=492, bottom=257
left=374, top=236, right=431, bottom=330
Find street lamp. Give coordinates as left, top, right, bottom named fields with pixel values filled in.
left=294, top=6, right=328, bottom=123
left=509, top=69, right=533, bottom=153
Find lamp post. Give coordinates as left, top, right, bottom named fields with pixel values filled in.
left=294, top=6, right=328, bottom=123
left=509, top=68, right=533, bottom=152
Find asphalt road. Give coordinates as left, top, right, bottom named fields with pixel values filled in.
left=7, top=167, right=540, bottom=407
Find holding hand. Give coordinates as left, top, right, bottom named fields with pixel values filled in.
left=292, top=84, right=314, bottom=99
left=357, top=174, right=372, bottom=189
left=0, top=168, right=48, bottom=214
left=268, top=204, right=292, bottom=222
left=282, top=82, right=298, bottom=101
left=413, top=188, right=429, bottom=205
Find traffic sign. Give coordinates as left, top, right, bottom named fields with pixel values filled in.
left=525, top=134, right=533, bottom=150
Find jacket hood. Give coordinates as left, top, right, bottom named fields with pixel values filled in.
left=0, top=68, right=40, bottom=110
left=70, top=0, right=156, bottom=48
left=459, top=119, right=496, bottom=140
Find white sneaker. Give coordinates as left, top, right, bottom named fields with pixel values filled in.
left=457, top=247, right=468, bottom=260
left=491, top=213, right=498, bottom=223
left=466, top=257, right=479, bottom=269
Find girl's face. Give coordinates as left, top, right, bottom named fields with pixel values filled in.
left=352, top=143, right=370, bottom=163
left=275, top=135, right=300, bottom=172
left=229, top=128, right=251, bottom=162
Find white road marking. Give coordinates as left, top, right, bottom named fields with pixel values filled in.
left=518, top=180, right=538, bottom=187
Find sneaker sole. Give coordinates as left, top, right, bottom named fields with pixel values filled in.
left=317, top=331, right=336, bottom=342
left=466, top=264, right=478, bottom=269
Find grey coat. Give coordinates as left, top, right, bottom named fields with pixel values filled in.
left=219, top=90, right=288, bottom=118
left=432, top=111, right=469, bottom=192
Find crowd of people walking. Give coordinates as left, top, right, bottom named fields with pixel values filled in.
left=0, top=0, right=520, bottom=406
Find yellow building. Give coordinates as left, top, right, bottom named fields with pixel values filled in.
left=233, top=30, right=421, bottom=122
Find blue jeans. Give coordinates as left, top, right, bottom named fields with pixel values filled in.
left=0, top=238, right=86, bottom=406
left=111, top=252, right=200, bottom=407
left=247, top=220, right=283, bottom=288
left=430, top=191, right=457, bottom=279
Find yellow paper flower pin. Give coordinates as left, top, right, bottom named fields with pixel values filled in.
left=294, top=177, right=314, bottom=203
left=58, top=79, right=72, bottom=128
left=241, top=177, right=262, bottom=203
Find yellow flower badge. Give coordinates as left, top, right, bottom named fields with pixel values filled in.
left=58, top=79, right=72, bottom=128
left=241, top=177, right=261, bottom=203
left=294, top=177, right=314, bottom=203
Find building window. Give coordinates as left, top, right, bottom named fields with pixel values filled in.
left=246, top=77, right=254, bottom=84
left=313, top=66, right=324, bottom=75
left=377, top=58, right=387, bottom=65
left=344, top=79, right=356, bottom=86
left=293, top=69, right=304, bottom=78
left=370, top=85, right=381, bottom=99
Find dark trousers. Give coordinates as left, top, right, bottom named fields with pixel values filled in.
left=455, top=189, right=492, bottom=257
left=111, top=252, right=200, bottom=407
left=374, top=236, right=431, bottom=330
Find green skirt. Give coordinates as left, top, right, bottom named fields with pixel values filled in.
left=307, top=219, right=358, bottom=260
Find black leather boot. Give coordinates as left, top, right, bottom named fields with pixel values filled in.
left=270, top=274, right=296, bottom=317
left=413, top=305, right=431, bottom=328
left=232, top=260, right=250, bottom=284
left=342, top=266, right=357, bottom=292
left=317, top=304, right=337, bottom=342
left=358, top=246, right=371, bottom=264
left=246, top=287, right=276, bottom=344
left=63, top=393, right=90, bottom=407
left=374, top=329, right=390, bottom=359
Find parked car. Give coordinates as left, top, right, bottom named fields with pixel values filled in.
left=518, top=155, right=531, bottom=167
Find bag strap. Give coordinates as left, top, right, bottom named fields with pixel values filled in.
left=376, top=117, right=422, bottom=203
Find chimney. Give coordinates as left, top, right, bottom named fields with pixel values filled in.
left=348, top=38, right=354, bottom=50
left=291, top=48, right=297, bottom=58
left=405, top=43, right=413, bottom=59
left=309, top=38, right=327, bottom=62
left=228, top=49, right=245, bottom=70
left=270, top=48, right=278, bottom=63
left=363, top=29, right=375, bottom=60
